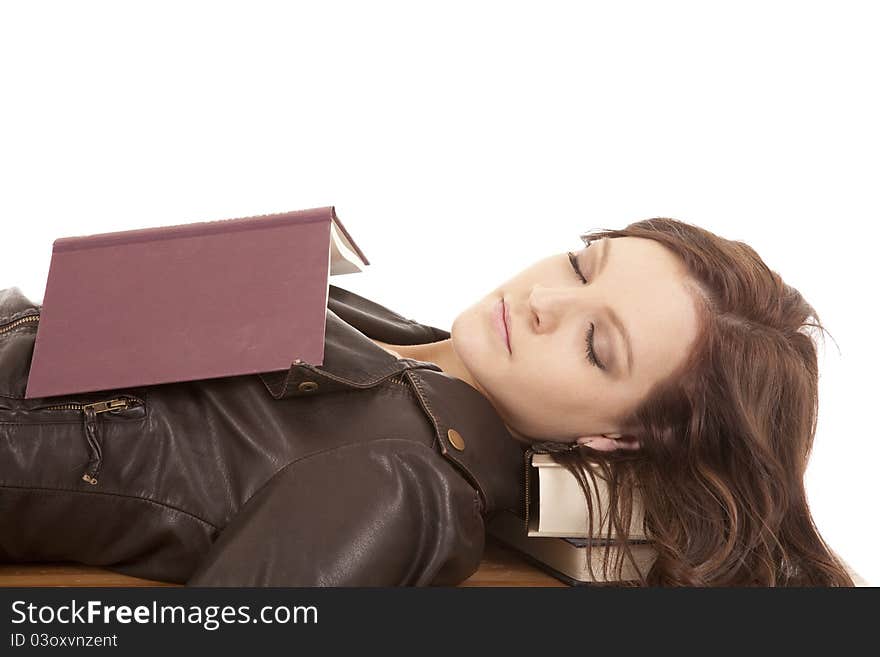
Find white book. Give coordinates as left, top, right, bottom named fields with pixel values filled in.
left=528, top=452, right=648, bottom=540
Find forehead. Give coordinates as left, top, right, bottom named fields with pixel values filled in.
left=605, top=236, right=689, bottom=277
left=600, top=237, right=701, bottom=383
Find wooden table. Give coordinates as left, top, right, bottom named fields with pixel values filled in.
left=0, top=535, right=567, bottom=587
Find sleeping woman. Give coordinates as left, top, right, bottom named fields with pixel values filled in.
left=0, top=217, right=855, bottom=586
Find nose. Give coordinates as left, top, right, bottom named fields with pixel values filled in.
left=528, top=284, right=580, bottom=334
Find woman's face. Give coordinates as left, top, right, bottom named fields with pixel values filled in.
left=449, top=236, right=703, bottom=446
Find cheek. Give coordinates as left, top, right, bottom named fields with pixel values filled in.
left=533, top=355, right=615, bottom=420
left=539, top=342, right=586, bottom=387
left=512, top=358, right=584, bottom=410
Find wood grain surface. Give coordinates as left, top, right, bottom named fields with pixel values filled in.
left=0, top=535, right=568, bottom=588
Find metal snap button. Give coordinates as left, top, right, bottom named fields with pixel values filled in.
left=298, top=381, right=319, bottom=392
left=447, top=428, right=465, bottom=451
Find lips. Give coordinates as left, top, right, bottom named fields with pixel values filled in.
left=502, top=298, right=511, bottom=352
left=493, top=297, right=511, bottom=354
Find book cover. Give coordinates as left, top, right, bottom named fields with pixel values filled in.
left=487, top=508, right=657, bottom=585
left=25, top=206, right=367, bottom=399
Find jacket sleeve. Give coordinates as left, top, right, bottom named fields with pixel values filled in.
left=186, top=438, right=485, bottom=587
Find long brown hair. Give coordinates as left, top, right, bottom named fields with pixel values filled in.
left=538, top=218, right=854, bottom=586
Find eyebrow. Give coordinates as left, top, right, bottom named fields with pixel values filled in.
left=592, top=239, right=634, bottom=377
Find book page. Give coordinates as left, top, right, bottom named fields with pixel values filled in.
left=329, top=220, right=366, bottom=276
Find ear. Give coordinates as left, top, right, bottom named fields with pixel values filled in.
left=575, top=433, right=642, bottom=452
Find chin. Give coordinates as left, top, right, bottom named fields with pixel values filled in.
left=448, top=313, right=480, bottom=364
left=504, top=426, right=530, bottom=443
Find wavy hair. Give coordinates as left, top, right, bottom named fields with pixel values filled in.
left=536, top=218, right=854, bottom=586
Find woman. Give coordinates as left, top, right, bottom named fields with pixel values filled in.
left=374, top=217, right=853, bottom=586
left=0, top=217, right=854, bottom=586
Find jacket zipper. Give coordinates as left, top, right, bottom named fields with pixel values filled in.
left=0, top=312, right=40, bottom=334
left=523, top=448, right=533, bottom=533
left=1, top=310, right=142, bottom=485
left=39, top=396, right=143, bottom=486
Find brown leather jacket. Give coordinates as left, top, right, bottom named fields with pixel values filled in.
left=0, top=283, right=527, bottom=586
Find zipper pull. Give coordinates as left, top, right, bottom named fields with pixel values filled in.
left=80, top=405, right=103, bottom=485
left=82, top=398, right=131, bottom=414
left=78, top=397, right=137, bottom=485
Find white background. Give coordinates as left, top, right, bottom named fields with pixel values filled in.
left=1, top=1, right=876, bottom=585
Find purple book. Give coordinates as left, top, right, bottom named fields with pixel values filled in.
left=24, top=206, right=369, bottom=399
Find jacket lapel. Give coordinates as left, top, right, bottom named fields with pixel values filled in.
left=258, top=284, right=527, bottom=517
left=403, top=367, right=527, bottom=517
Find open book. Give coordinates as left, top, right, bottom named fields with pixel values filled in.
left=26, top=206, right=367, bottom=398
left=486, top=447, right=657, bottom=585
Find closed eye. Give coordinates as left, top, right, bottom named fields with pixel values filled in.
left=567, top=251, right=588, bottom=284
left=566, top=250, right=607, bottom=371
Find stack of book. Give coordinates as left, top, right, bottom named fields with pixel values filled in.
left=486, top=447, right=657, bottom=586
left=487, top=448, right=871, bottom=586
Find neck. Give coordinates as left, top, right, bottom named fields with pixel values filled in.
left=370, top=337, right=533, bottom=444
left=371, top=338, right=487, bottom=398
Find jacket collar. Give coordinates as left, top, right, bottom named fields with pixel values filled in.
left=258, top=284, right=527, bottom=517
